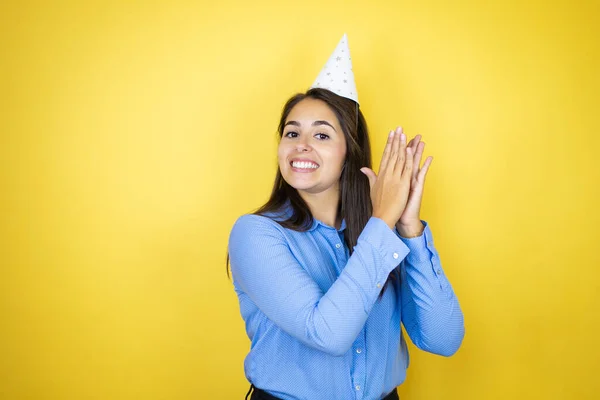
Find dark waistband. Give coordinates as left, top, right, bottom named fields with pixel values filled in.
left=245, top=384, right=399, bottom=400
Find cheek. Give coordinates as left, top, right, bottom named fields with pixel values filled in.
left=319, top=149, right=346, bottom=174
left=277, top=145, right=289, bottom=167
left=334, top=146, right=347, bottom=169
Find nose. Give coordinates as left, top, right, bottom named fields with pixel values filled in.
left=295, top=138, right=312, bottom=153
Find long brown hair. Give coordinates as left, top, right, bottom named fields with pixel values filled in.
left=227, top=88, right=397, bottom=298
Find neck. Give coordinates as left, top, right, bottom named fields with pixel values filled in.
left=298, top=186, right=341, bottom=230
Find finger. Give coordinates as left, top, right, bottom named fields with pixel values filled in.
left=378, top=130, right=395, bottom=174
left=394, top=128, right=406, bottom=174
left=413, top=141, right=425, bottom=181
left=417, top=156, right=433, bottom=183
left=360, top=167, right=377, bottom=189
left=409, top=134, right=421, bottom=154
left=388, top=127, right=401, bottom=174
left=403, top=146, right=413, bottom=178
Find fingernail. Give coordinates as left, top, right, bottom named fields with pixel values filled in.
left=389, top=130, right=394, bottom=137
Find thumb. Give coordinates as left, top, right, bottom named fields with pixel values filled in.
left=360, top=167, right=377, bottom=188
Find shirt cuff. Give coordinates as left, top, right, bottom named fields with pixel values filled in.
left=361, top=217, right=410, bottom=280
left=394, top=220, right=435, bottom=263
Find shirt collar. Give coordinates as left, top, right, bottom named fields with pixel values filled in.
left=310, top=217, right=346, bottom=232
left=278, top=200, right=346, bottom=233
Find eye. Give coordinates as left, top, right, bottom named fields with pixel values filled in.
left=315, top=133, right=330, bottom=140
left=284, top=131, right=299, bottom=138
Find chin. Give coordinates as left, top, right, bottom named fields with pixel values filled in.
left=287, top=179, right=334, bottom=196
left=285, top=179, right=314, bottom=192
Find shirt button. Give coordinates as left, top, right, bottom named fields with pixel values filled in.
left=356, top=348, right=362, bottom=354
left=335, top=243, right=341, bottom=248
left=437, top=269, right=442, bottom=274
left=392, top=252, right=399, bottom=259
left=376, top=282, right=381, bottom=288
left=355, top=385, right=361, bottom=391
left=427, top=241, right=433, bottom=246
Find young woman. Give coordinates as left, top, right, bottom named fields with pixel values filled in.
left=227, top=34, right=464, bottom=400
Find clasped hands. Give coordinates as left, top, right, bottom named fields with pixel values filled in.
left=360, top=126, right=433, bottom=237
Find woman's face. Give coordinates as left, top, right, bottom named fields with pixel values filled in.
left=278, top=98, right=347, bottom=196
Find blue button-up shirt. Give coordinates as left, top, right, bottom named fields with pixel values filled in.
left=228, top=205, right=464, bottom=400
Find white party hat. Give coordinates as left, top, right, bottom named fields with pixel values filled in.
left=310, top=33, right=359, bottom=104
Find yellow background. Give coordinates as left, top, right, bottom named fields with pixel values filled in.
left=2, top=0, right=599, bottom=398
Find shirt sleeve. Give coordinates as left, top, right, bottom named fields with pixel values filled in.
left=395, top=220, right=465, bottom=356
left=228, top=214, right=410, bottom=356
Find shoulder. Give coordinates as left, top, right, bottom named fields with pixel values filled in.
left=232, top=213, right=282, bottom=230
left=228, top=214, right=291, bottom=273
left=229, top=213, right=286, bottom=243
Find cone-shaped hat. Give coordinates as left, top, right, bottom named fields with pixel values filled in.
left=310, top=33, right=359, bottom=104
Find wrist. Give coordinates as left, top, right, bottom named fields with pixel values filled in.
left=396, top=221, right=424, bottom=238
left=372, top=213, right=396, bottom=230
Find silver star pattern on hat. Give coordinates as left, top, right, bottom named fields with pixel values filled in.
left=310, top=33, right=359, bottom=104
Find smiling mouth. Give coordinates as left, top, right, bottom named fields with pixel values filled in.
left=290, top=161, right=319, bottom=170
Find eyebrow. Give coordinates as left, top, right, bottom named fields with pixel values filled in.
left=284, top=120, right=337, bottom=132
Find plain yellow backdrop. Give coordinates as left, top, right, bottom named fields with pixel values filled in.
left=2, top=0, right=599, bottom=399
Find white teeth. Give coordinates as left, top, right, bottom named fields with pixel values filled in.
left=292, top=161, right=318, bottom=169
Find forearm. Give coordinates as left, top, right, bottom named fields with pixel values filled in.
left=395, top=221, right=465, bottom=356
left=400, top=265, right=464, bottom=356
left=230, top=214, right=411, bottom=356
